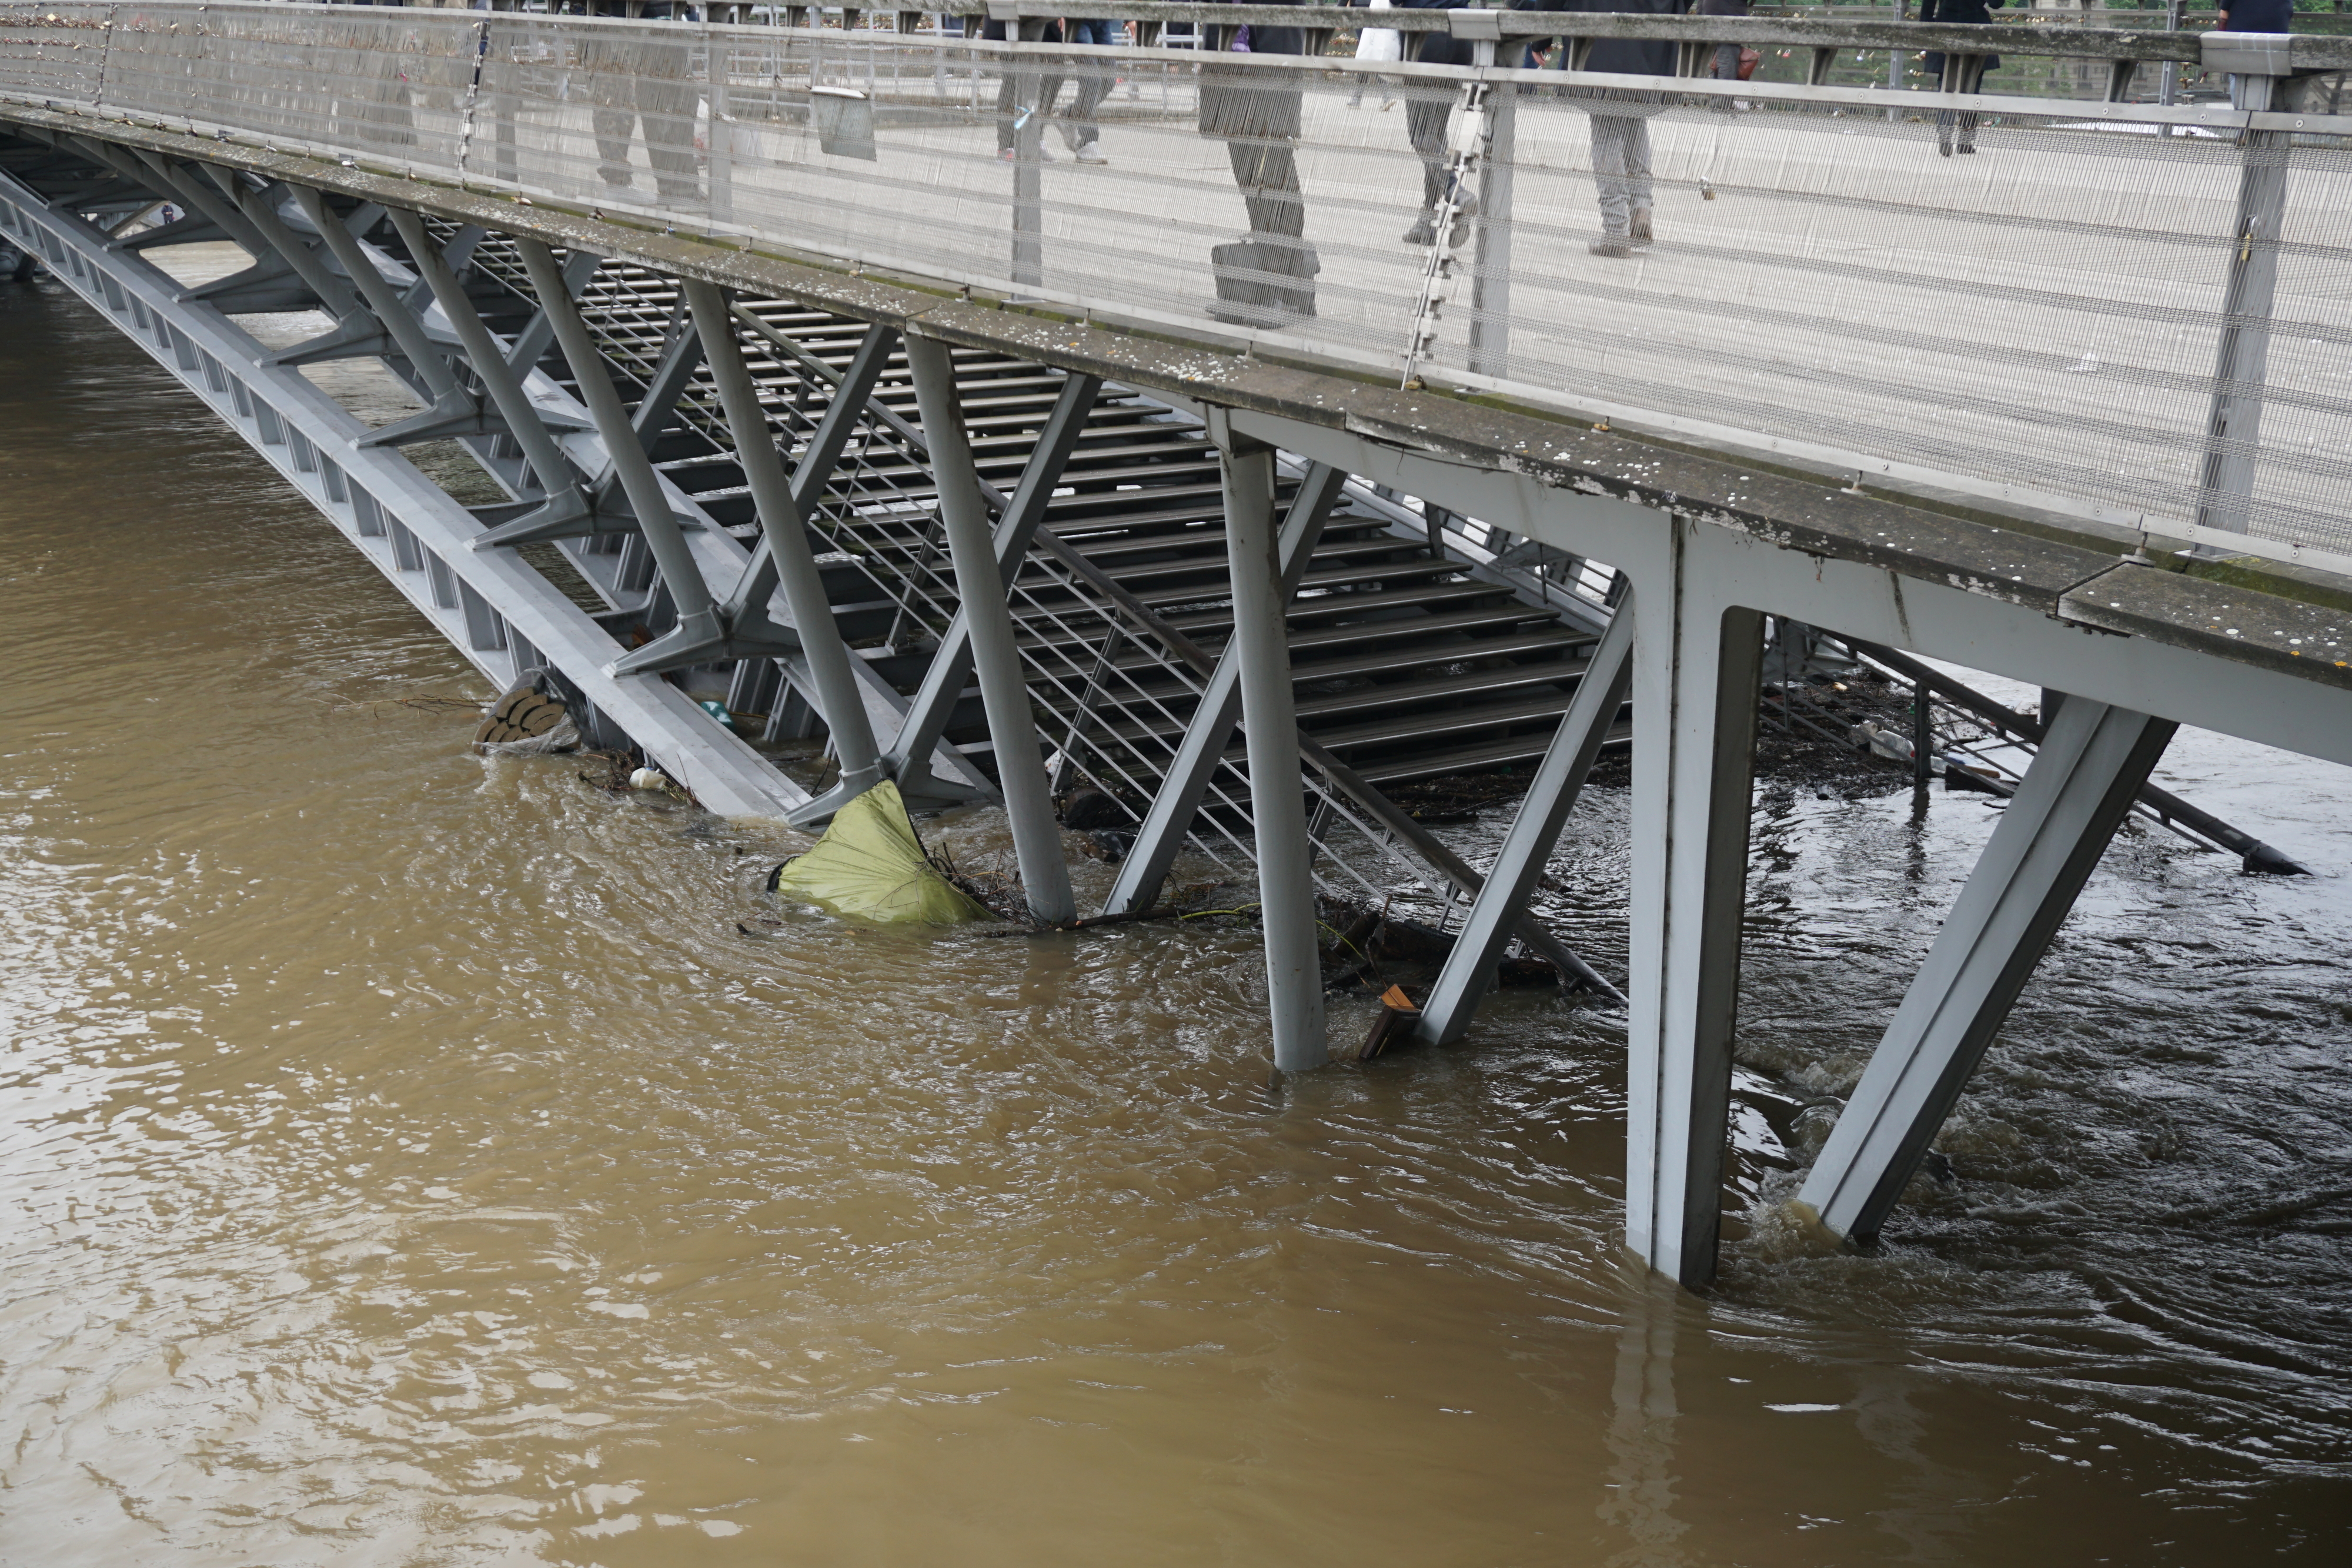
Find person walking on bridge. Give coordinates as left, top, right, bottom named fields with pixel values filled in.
left=1525, top=0, right=1681, bottom=258
left=1198, top=0, right=1318, bottom=325
left=1061, top=16, right=1120, bottom=164
left=1393, top=0, right=1476, bottom=247
left=579, top=0, right=702, bottom=203
left=1919, top=0, right=2003, bottom=156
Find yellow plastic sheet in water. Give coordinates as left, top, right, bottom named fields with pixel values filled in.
left=769, top=780, right=987, bottom=925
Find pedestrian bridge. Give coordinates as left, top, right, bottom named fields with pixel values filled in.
left=4, top=0, right=2349, bottom=1288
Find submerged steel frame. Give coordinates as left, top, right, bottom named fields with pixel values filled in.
left=9, top=84, right=2352, bottom=1292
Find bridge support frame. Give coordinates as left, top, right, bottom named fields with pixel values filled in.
left=1416, top=596, right=1636, bottom=1047
left=1102, top=463, right=1347, bottom=918
left=385, top=210, right=601, bottom=541
left=1796, top=697, right=2176, bottom=1243
left=1625, top=544, right=1766, bottom=1289
left=906, top=331, right=1077, bottom=925
left=686, top=277, right=888, bottom=816
left=881, top=368, right=1102, bottom=794
left=1218, top=431, right=1327, bottom=1072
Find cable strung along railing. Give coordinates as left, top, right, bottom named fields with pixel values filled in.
left=4, top=3, right=2351, bottom=563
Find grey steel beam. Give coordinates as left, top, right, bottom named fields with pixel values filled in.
left=1416, top=597, right=1636, bottom=1046
left=1100, top=462, right=1346, bottom=916
left=906, top=330, right=1075, bottom=925
left=880, top=369, right=1104, bottom=788
left=381, top=208, right=596, bottom=548
left=1221, top=436, right=1326, bottom=1071
left=1624, top=582, right=1766, bottom=1289
left=5, top=165, right=808, bottom=820
left=713, top=320, right=898, bottom=643
left=289, top=184, right=465, bottom=409
left=511, top=235, right=788, bottom=675
left=1795, top=697, right=2176, bottom=1244
left=685, top=277, right=886, bottom=817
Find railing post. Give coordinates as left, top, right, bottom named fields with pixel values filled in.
left=2194, top=33, right=2294, bottom=540
left=706, top=16, right=734, bottom=226
left=1008, top=15, right=1048, bottom=292
left=1469, top=55, right=1512, bottom=382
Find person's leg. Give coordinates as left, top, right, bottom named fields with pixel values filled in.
left=1957, top=109, right=1979, bottom=153
left=639, top=46, right=701, bottom=203
left=1935, top=105, right=1956, bottom=156
left=1404, top=85, right=1452, bottom=243
left=1589, top=114, right=1632, bottom=244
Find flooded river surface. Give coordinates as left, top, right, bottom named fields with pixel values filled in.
left=4, top=267, right=2351, bottom=1566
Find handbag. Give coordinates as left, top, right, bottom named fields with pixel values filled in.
left=1738, top=47, right=1760, bottom=81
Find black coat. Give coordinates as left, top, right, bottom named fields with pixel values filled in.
left=1199, top=0, right=1308, bottom=141
left=1519, top=0, right=1685, bottom=79
left=1921, top=0, right=2002, bottom=79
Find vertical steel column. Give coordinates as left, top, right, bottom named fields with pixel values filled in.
left=1221, top=436, right=1325, bottom=1072
left=1417, top=599, right=1636, bottom=1045
left=384, top=210, right=585, bottom=516
left=510, top=234, right=724, bottom=655
left=684, top=278, right=881, bottom=795
left=1625, top=527, right=1764, bottom=1287
left=1796, top=699, right=2175, bottom=1244
left=2195, top=51, right=2291, bottom=537
left=1101, top=463, right=1347, bottom=917
left=904, top=332, right=1075, bottom=924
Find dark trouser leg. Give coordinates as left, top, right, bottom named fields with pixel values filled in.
left=998, top=68, right=1065, bottom=151
left=639, top=70, right=701, bottom=202
left=1406, top=89, right=1451, bottom=211
left=1067, top=62, right=1107, bottom=146
left=1228, top=139, right=1305, bottom=242
left=593, top=105, right=637, bottom=187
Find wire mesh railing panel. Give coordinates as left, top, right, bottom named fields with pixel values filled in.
left=12, top=4, right=2348, bottom=557
left=0, top=3, right=111, bottom=105
left=1438, top=89, right=2287, bottom=534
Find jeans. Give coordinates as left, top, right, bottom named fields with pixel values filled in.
left=1588, top=114, right=1653, bottom=234
left=1062, top=18, right=1120, bottom=144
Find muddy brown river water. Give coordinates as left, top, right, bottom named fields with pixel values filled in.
left=4, top=260, right=2350, bottom=1566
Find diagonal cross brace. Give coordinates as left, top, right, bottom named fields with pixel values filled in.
left=880, top=367, right=1104, bottom=786
left=1101, top=462, right=1347, bottom=917
left=687, top=279, right=888, bottom=823
left=509, top=234, right=767, bottom=675
left=383, top=208, right=590, bottom=534
left=1416, top=598, right=1636, bottom=1044
left=714, top=319, right=900, bottom=634
left=1040, top=489, right=1618, bottom=999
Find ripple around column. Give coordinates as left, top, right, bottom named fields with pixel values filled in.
left=2, top=245, right=2350, bottom=1566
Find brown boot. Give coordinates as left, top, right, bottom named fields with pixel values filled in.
left=1629, top=208, right=1654, bottom=245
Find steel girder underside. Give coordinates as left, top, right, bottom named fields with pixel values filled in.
left=9, top=115, right=2352, bottom=1290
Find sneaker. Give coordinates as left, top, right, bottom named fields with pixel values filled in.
left=1957, top=143, right=1976, bottom=155
left=1629, top=208, right=1653, bottom=245
left=1075, top=141, right=1107, bottom=165
left=1588, top=238, right=1633, bottom=259
left=998, top=147, right=1015, bottom=162
left=1402, top=211, right=1438, bottom=247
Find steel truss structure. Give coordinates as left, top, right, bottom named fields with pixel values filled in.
left=5, top=7, right=2351, bottom=1288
